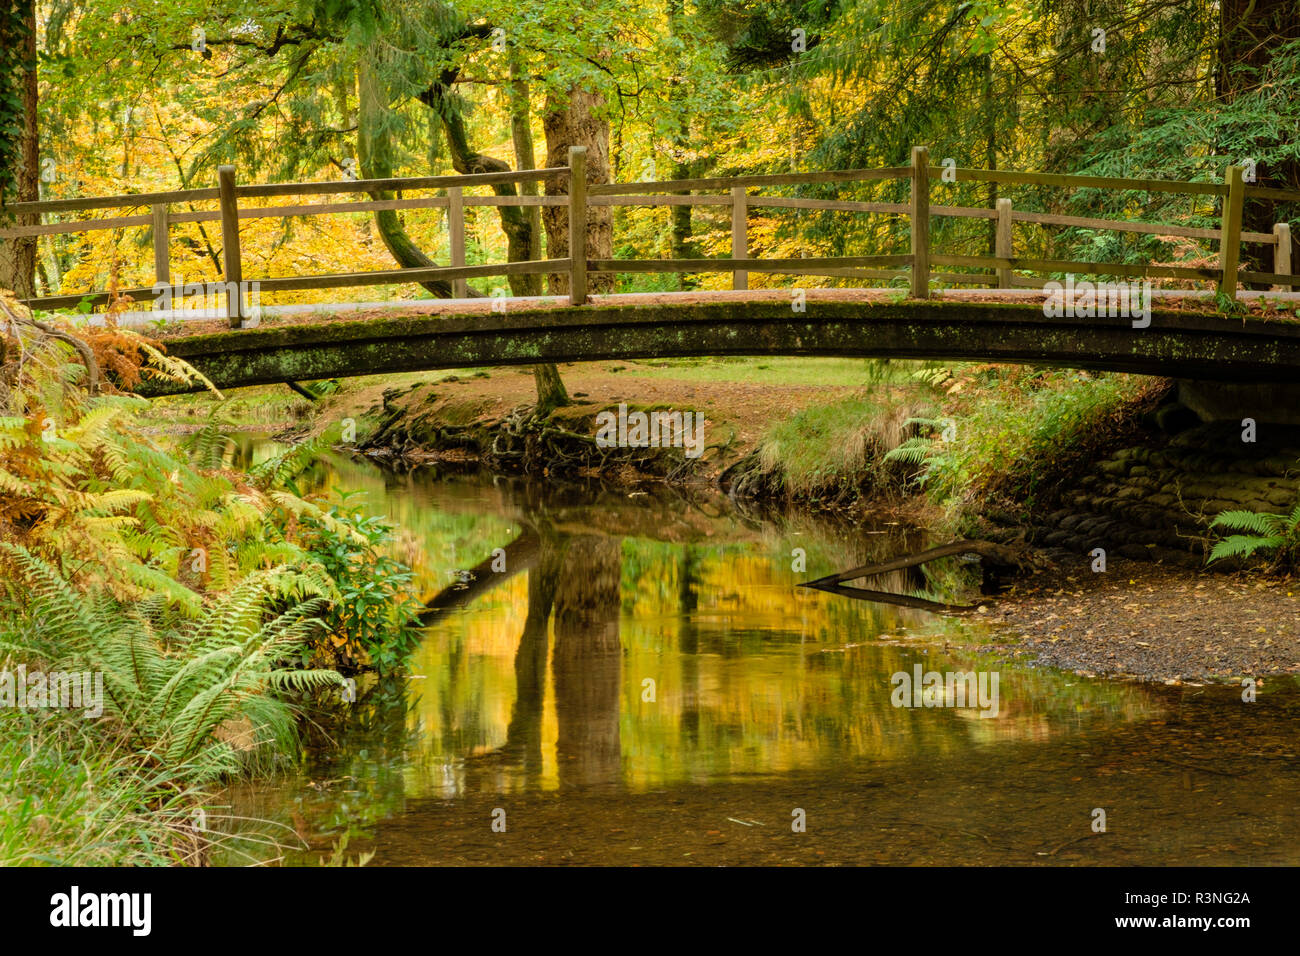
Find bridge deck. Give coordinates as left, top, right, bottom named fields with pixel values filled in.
left=121, top=288, right=1300, bottom=396
left=125, top=286, right=1300, bottom=336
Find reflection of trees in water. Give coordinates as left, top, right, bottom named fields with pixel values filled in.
left=498, top=531, right=563, bottom=786
left=553, top=536, right=624, bottom=788
left=678, top=545, right=702, bottom=746
left=451, top=529, right=625, bottom=789
left=418, top=494, right=1030, bottom=792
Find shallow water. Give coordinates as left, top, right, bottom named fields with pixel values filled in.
left=222, top=445, right=1300, bottom=866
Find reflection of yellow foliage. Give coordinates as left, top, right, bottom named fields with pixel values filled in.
left=397, top=532, right=1160, bottom=796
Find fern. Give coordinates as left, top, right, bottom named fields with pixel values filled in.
left=883, top=418, right=953, bottom=486
left=179, top=410, right=236, bottom=471
left=2, top=545, right=342, bottom=782
left=1207, top=534, right=1287, bottom=563
left=884, top=435, right=938, bottom=466
left=1208, top=506, right=1300, bottom=565
left=1210, top=509, right=1284, bottom=536
left=249, top=432, right=335, bottom=491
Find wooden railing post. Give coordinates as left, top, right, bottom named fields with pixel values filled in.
left=995, top=197, right=1013, bottom=289
left=1273, top=222, right=1292, bottom=292
left=731, top=186, right=748, bottom=290
left=151, top=204, right=170, bottom=287
left=910, top=146, right=930, bottom=299
left=217, top=164, right=243, bottom=328
left=448, top=185, right=466, bottom=298
left=568, top=146, right=587, bottom=306
left=1218, top=164, right=1244, bottom=299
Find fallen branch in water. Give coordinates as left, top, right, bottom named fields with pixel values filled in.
left=799, top=580, right=986, bottom=615
left=803, top=539, right=1033, bottom=589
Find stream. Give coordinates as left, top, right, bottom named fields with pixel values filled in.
left=221, top=439, right=1300, bottom=866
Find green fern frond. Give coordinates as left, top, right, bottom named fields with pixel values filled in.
left=1207, top=534, right=1287, bottom=563
left=1210, top=510, right=1284, bottom=536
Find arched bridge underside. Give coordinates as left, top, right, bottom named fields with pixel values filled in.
left=139, top=298, right=1300, bottom=396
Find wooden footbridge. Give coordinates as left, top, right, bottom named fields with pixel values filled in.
left=5, top=146, right=1300, bottom=393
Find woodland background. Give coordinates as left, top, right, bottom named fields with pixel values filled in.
left=1, top=0, right=1298, bottom=309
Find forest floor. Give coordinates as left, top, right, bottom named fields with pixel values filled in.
left=986, top=555, right=1300, bottom=682
left=278, top=355, right=884, bottom=481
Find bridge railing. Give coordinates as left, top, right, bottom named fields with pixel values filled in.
left=4, top=144, right=1299, bottom=326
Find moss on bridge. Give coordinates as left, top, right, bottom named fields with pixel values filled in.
left=140, top=298, right=1300, bottom=397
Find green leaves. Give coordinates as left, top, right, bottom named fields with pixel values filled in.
left=295, top=495, right=424, bottom=675
left=1207, top=506, right=1300, bottom=567
left=0, top=0, right=33, bottom=203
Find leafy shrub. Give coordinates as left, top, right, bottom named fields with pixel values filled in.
left=294, top=493, right=424, bottom=676
left=0, top=297, right=418, bottom=863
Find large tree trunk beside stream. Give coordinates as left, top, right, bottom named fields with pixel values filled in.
left=542, top=86, right=614, bottom=296
left=0, top=0, right=38, bottom=299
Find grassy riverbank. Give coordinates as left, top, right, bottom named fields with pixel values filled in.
left=221, top=357, right=1160, bottom=528
left=0, top=306, right=421, bottom=864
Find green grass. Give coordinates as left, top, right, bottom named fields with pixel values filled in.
left=623, top=356, right=920, bottom=387
left=754, top=391, right=923, bottom=498
left=907, top=370, right=1154, bottom=506
left=0, top=709, right=204, bottom=865
left=745, top=365, right=1160, bottom=516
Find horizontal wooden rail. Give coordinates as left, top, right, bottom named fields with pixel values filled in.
left=251, top=260, right=564, bottom=294
left=932, top=204, right=997, bottom=220
left=0, top=197, right=453, bottom=238
left=1238, top=269, right=1300, bottom=286
left=0, top=168, right=569, bottom=220
left=930, top=253, right=1223, bottom=282
left=590, top=194, right=734, bottom=207
left=0, top=214, right=154, bottom=238
left=234, top=166, right=568, bottom=200
left=934, top=272, right=998, bottom=285
left=928, top=166, right=1227, bottom=196
left=23, top=259, right=569, bottom=310
left=2, top=186, right=220, bottom=216
left=29, top=286, right=183, bottom=311
left=0, top=195, right=583, bottom=238
left=590, top=167, right=911, bottom=196
left=190, top=197, right=450, bottom=220
left=588, top=254, right=914, bottom=274
left=1244, top=184, right=1300, bottom=203
left=748, top=197, right=909, bottom=215
left=811, top=267, right=997, bottom=286
left=1008, top=208, right=1243, bottom=242
left=466, top=195, right=568, bottom=207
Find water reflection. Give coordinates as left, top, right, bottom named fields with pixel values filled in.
left=218, top=443, right=1300, bottom=866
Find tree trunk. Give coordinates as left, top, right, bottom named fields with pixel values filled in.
left=508, top=53, right=570, bottom=414
left=532, top=362, right=570, bottom=417
left=542, top=85, right=614, bottom=295
left=420, top=73, right=535, bottom=284
left=552, top=535, right=622, bottom=788
left=358, top=63, right=456, bottom=297
left=501, top=529, right=565, bottom=779
left=667, top=0, right=697, bottom=287
left=508, top=55, right=544, bottom=287
left=0, top=0, right=38, bottom=299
